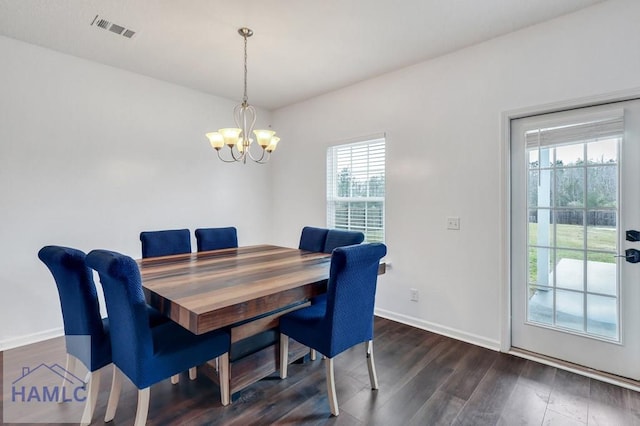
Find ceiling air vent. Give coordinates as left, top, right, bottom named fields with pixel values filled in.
left=96, top=18, right=110, bottom=29
left=90, top=15, right=136, bottom=39
left=109, top=24, right=125, bottom=35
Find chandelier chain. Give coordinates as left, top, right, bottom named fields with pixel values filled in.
left=243, top=33, right=248, bottom=104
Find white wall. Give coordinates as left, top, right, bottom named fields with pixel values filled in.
left=0, top=36, right=273, bottom=349
left=271, top=0, right=640, bottom=349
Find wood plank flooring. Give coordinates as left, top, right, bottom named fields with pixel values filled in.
left=3, top=317, right=640, bottom=425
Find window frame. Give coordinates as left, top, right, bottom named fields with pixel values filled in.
left=326, top=137, right=386, bottom=243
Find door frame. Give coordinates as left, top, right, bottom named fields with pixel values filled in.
left=499, top=87, right=640, bottom=354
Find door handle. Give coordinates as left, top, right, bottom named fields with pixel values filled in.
left=626, top=230, right=640, bottom=242
left=617, top=249, right=640, bottom=263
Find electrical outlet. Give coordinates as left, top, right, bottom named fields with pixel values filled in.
left=410, top=288, right=419, bottom=302
left=447, top=216, right=460, bottom=230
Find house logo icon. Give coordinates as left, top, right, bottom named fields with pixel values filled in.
left=11, top=363, right=87, bottom=403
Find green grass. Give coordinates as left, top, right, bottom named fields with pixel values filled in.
left=528, top=223, right=616, bottom=283
left=365, top=229, right=384, bottom=243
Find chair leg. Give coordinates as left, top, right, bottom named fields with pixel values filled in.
left=171, top=369, right=197, bottom=384
left=80, top=369, right=101, bottom=426
left=366, top=340, right=379, bottom=390
left=325, top=357, right=339, bottom=416
left=104, top=365, right=123, bottom=422
left=134, top=388, right=150, bottom=426
left=60, top=353, right=77, bottom=403
left=279, top=333, right=289, bottom=379
left=219, top=352, right=230, bottom=406
left=310, top=349, right=317, bottom=361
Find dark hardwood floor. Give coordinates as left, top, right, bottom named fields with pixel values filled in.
left=3, top=317, right=640, bottom=425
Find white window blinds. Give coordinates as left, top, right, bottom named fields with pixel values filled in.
left=525, top=109, right=624, bottom=149
left=327, top=137, right=385, bottom=243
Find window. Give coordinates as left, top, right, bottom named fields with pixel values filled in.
left=524, top=110, right=623, bottom=340
left=327, top=137, right=385, bottom=242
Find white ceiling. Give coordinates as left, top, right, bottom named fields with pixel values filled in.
left=0, top=0, right=604, bottom=110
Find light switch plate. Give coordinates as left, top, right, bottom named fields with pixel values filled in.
left=447, top=217, right=460, bottom=230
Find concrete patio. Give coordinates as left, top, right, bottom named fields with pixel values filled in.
left=528, top=258, right=618, bottom=339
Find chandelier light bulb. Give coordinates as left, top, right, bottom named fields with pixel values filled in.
left=206, top=132, right=224, bottom=150
left=266, top=136, right=280, bottom=153
left=253, top=129, right=276, bottom=148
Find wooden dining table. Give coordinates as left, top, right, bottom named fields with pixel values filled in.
left=138, top=244, right=334, bottom=394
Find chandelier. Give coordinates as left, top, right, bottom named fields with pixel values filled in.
left=205, top=27, right=279, bottom=164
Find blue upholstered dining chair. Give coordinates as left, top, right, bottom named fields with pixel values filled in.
left=140, top=228, right=199, bottom=383
left=195, top=227, right=238, bottom=252
left=139, top=228, right=191, bottom=258
left=299, top=227, right=367, bottom=361
left=279, top=243, right=387, bottom=416
left=38, top=246, right=117, bottom=426
left=86, top=249, right=231, bottom=426
left=323, top=229, right=365, bottom=254
left=299, top=226, right=329, bottom=252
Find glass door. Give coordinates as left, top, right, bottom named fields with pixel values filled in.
left=511, top=100, right=640, bottom=379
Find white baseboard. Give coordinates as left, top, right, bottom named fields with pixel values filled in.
left=0, top=327, right=64, bottom=351
left=374, top=308, right=501, bottom=351
left=2, top=311, right=501, bottom=354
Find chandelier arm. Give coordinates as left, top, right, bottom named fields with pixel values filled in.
left=233, top=104, right=241, bottom=129
left=248, top=105, right=256, bottom=135
left=246, top=145, right=267, bottom=162
left=252, top=151, right=271, bottom=164
left=216, top=149, right=241, bottom=163
left=233, top=104, right=257, bottom=143
left=228, top=145, right=246, bottom=162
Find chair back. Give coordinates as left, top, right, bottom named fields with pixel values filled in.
left=195, top=227, right=238, bottom=252
left=324, top=243, right=386, bottom=357
left=85, top=249, right=154, bottom=382
left=38, top=245, right=110, bottom=370
left=299, top=226, right=329, bottom=252
left=139, top=228, right=191, bottom=258
left=323, top=229, right=365, bottom=254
